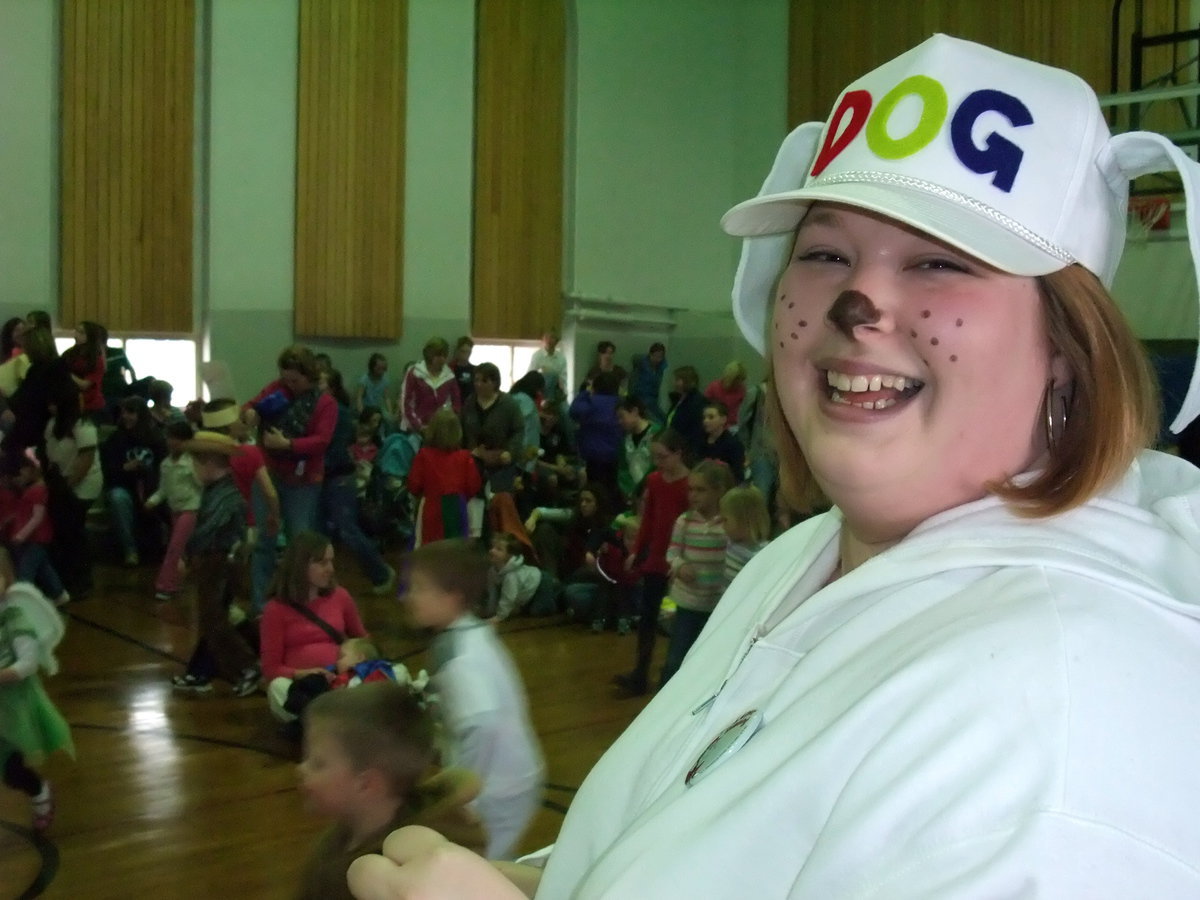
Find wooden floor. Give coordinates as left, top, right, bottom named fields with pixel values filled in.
left=0, top=549, right=659, bottom=899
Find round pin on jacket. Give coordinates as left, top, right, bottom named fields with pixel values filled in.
left=685, top=709, right=763, bottom=787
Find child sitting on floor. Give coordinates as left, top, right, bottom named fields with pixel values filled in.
left=486, top=532, right=559, bottom=623
left=295, top=681, right=486, bottom=900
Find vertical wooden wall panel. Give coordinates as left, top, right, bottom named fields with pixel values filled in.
left=788, top=0, right=1186, bottom=133
left=295, top=0, right=407, bottom=339
left=472, top=0, right=565, bottom=340
left=61, top=0, right=194, bottom=333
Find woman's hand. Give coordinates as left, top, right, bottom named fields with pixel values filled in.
left=294, top=667, right=335, bottom=682
left=242, top=407, right=260, bottom=429
left=262, top=427, right=291, bottom=451
left=347, top=826, right=531, bottom=900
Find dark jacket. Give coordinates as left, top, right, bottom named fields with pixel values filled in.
left=100, top=426, right=166, bottom=495
left=569, top=391, right=622, bottom=464
left=666, top=389, right=706, bottom=455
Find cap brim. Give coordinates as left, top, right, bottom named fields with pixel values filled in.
left=722, top=180, right=1069, bottom=278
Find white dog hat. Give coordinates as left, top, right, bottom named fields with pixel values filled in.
left=723, top=34, right=1200, bottom=432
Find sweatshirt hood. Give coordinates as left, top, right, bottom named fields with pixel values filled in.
left=412, top=361, right=455, bottom=389
left=888, top=449, right=1200, bottom=621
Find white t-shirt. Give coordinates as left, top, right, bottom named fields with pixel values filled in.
left=44, top=418, right=102, bottom=501
left=432, top=616, right=544, bottom=843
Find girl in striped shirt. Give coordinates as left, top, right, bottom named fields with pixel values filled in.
left=720, top=485, right=771, bottom=587
left=661, top=460, right=735, bottom=686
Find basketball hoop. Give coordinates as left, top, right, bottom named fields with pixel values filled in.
left=1127, top=194, right=1173, bottom=241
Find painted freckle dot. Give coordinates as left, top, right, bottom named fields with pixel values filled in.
left=956, top=318, right=963, bottom=327
left=930, top=337, right=939, bottom=346
left=788, top=302, right=795, bottom=309
left=779, top=341, right=785, bottom=349
left=950, top=355, right=958, bottom=362
left=798, top=320, right=807, bottom=327
left=790, top=333, right=798, bottom=340
left=921, top=310, right=931, bottom=319
left=910, top=330, right=918, bottom=338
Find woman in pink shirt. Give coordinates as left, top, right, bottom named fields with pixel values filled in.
left=703, top=361, right=748, bottom=428
left=242, top=345, right=337, bottom=536
left=260, top=531, right=368, bottom=723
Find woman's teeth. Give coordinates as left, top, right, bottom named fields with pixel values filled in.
left=825, top=370, right=918, bottom=393
left=824, top=368, right=923, bottom=410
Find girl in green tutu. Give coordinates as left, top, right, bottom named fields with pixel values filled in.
left=0, top=546, right=73, bottom=831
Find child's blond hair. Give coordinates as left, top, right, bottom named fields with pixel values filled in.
left=720, top=486, right=771, bottom=544
left=305, top=682, right=433, bottom=802
left=341, top=636, right=380, bottom=661
left=423, top=408, right=464, bottom=451
left=690, top=458, right=736, bottom=495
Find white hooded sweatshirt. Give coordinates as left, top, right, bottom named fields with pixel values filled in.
left=538, top=451, right=1200, bottom=898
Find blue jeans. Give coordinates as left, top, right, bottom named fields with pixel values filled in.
left=16, top=543, right=65, bottom=600
left=320, top=473, right=390, bottom=586
left=275, top=480, right=321, bottom=538
left=106, top=487, right=137, bottom=556
left=250, top=479, right=278, bottom=615
left=660, top=607, right=711, bottom=687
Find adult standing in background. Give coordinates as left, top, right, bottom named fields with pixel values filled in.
left=630, top=342, right=668, bottom=423
left=318, top=370, right=396, bottom=596
left=62, top=321, right=108, bottom=423
left=704, top=361, right=748, bottom=430
left=461, top=363, right=524, bottom=489
left=569, top=371, right=623, bottom=500
left=665, top=365, right=706, bottom=455
left=243, top=345, right=337, bottom=537
left=400, top=337, right=460, bottom=434
left=583, top=341, right=628, bottom=391
left=4, top=328, right=73, bottom=467
left=450, top=337, right=476, bottom=408
left=530, top=330, right=568, bottom=405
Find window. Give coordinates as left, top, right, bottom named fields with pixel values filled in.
left=54, top=335, right=198, bottom=402
left=471, top=342, right=539, bottom=391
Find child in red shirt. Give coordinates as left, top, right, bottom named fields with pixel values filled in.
left=407, top=409, right=482, bottom=546
left=5, top=457, right=69, bottom=607
left=614, top=428, right=691, bottom=696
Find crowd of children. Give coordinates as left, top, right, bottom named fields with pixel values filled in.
left=0, top=318, right=786, bottom=891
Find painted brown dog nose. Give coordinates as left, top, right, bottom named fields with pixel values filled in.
left=826, top=289, right=881, bottom=339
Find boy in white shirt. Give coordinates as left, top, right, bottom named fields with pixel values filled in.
left=405, top=539, right=545, bottom=859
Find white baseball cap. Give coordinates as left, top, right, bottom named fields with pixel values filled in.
left=723, top=34, right=1200, bottom=432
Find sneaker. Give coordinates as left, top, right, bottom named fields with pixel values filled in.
left=171, top=673, right=214, bottom=694
left=232, top=666, right=261, bottom=698
left=52, top=591, right=71, bottom=608
left=154, top=591, right=173, bottom=602
left=31, top=781, right=54, bottom=831
left=370, top=564, right=397, bottom=596
left=227, top=604, right=247, bottom=626
left=616, top=617, right=632, bottom=636
left=123, top=551, right=139, bottom=567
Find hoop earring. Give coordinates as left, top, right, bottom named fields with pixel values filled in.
left=1043, top=382, right=1069, bottom=452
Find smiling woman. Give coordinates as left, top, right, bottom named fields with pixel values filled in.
left=349, top=34, right=1200, bottom=900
